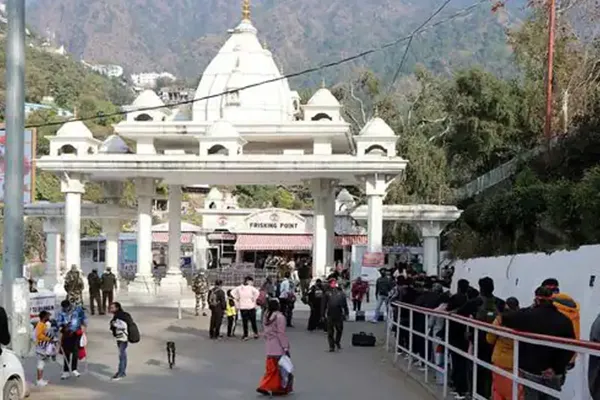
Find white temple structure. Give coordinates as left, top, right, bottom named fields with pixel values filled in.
left=35, top=2, right=460, bottom=293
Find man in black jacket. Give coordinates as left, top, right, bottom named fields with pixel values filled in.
left=322, top=278, right=349, bottom=352
left=207, top=280, right=227, bottom=339
left=503, top=286, right=575, bottom=399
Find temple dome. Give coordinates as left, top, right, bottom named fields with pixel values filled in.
left=192, top=17, right=294, bottom=123
left=359, top=117, right=396, bottom=137
left=307, top=88, right=340, bottom=107
left=132, top=90, right=165, bottom=108
left=206, top=119, right=240, bottom=137
left=56, top=120, right=93, bottom=139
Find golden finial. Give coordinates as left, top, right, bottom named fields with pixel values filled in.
left=374, top=104, right=379, bottom=117
left=242, top=0, right=251, bottom=20
left=262, top=40, right=268, bottom=50
left=73, top=106, right=78, bottom=119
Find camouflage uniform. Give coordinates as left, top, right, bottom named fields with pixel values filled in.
left=191, top=272, right=209, bottom=316
left=64, top=267, right=84, bottom=307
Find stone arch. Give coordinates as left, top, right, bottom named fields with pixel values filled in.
left=134, top=113, right=153, bottom=121
left=365, top=144, right=387, bottom=156
left=207, top=145, right=229, bottom=156
left=311, top=113, right=332, bottom=121
left=58, top=144, right=77, bottom=155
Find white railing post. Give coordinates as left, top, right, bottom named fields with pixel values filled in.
left=472, top=326, right=479, bottom=399
left=385, top=302, right=391, bottom=351
left=394, top=304, right=401, bottom=364
left=408, top=308, right=414, bottom=370
left=512, top=338, right=519, bottom=400
left=442, top=318, right=450, bottom=398
left=424, top=313, right=429, bottom=383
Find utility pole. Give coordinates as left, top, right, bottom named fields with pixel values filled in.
left=544, top=0, right=557, bottom=141
left=3, top=0, right=30, bottom=357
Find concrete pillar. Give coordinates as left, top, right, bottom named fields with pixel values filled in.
left=365, top=175, right=386, bottom=253
left=324, top=187, right=336, bottom=269
left=131, top=178, right=154, bottom=292
left=61, top=174, right=85, bottom=270
left=166, top=185, right=182, bottom=277
left=103, top=219, right=120, bottom=272
left=311, top=179, right=336, bottom=278
left=414, top=221, right=445, bottom=277
left=43, top=218, right=62, bottom=290
left=193, top=233, right=209, bottom=271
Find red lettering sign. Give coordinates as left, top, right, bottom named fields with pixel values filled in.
left=362, top=252, right=385, bottom=267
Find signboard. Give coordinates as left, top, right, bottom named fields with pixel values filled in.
left=362, top=252, right=385, bottom=267
left=30, top=292, right=57, bottom=322
left=0, top=128, right=36, bottom=204
left=243, top=208, right=306, bottom=233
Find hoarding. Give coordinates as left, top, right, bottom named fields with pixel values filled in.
left=0, top=128, right=36, bottom=204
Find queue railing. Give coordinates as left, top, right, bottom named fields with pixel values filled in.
left=386, top=301, right=600, bottom=400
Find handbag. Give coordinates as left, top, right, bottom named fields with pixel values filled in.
left=278, top=354, right=294, bottom=374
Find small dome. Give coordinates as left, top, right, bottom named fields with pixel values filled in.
left=307, top=88, right=340, bottom=107
left=56, top=120, right=93, bottom=139
left=132, top=90, right=165, bottom=108
left=336, top=188, right=355, bottom=203
left=206, top=187, right=223, bottom=200
left=359, top=117, right=396, bottom=137
left=99, top=135, right=131, bottom=154
left=206, top=119, right=240, bottom=137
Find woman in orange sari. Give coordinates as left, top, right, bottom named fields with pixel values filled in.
left=257, top=299, right=293, bottom=396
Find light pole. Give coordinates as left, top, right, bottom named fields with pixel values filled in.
left=3, top=0, right=29, bottom=357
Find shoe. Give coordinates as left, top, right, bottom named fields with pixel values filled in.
left=36, top=379, right=48, bottom=387
left=242, top=336, right=249, bottom=341
left=328, top=348, right=335, bottom=352
left=454, top=394, right=466, bottom=400
left=335, top=342, right=341, bottom=350
left=195, top=313, right=199, bottom=317
left=202, top=312, right=207, bottom=316
left=71, top=370, right=80, bottom=377
left=253, top=334, right=259, bottom=339
left=60, top=372, right=70, bottom=380
left=111, top=374, right=122, bottom=381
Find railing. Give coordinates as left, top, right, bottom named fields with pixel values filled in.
left=386, top=301, right=600, bottom=400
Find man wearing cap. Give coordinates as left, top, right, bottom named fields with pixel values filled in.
left=87, top=268, right=102, bottom=315
left=101, top=267, right=118, bottom=314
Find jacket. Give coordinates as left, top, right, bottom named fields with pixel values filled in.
left=322, top=288, right=349, bottom=319
left=502, top=303, right=575, bottom=375
left=226, top=298, right=237, bottom=318
left=101, top=272, right=117, bottom=292
left=589, top=313, right=600, bottom=400
left=486, top=315, right=514, bottom=370
left=351, top=281, right=369, bottom=301
left=232, top=284, right=259, bottom=310
left=375, top=277, right=393, bottom=297
left=263, top=311, right=290, bottom=356
left=110, top=310, right=132, bottom=342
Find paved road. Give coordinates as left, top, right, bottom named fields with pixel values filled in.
left=25, top=308, right=432, bottom=399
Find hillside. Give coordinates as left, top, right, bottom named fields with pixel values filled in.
left=26, top=0, right=526, bottom=85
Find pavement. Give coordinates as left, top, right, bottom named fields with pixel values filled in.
left=24, top=307, right=434, bottom=400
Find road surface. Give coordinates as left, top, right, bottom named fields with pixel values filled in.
left=25, top=307, right=433, bottom=399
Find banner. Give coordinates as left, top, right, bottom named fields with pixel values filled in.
left=0, top=128, right=36, bottom=204
left=362, top=252, right=385, bottom=267
left=30, top=292, right=57, bottom=322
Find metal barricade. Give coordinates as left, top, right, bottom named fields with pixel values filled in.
left=205, top=267, right=278, bottom=287
left=386, top=301, right=600, bottom=400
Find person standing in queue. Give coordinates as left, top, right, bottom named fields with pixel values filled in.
left=307, top=279, right=325, bottom=331
left=57, top=299, right=87, bottom=379
left=207, top=280, right=227, bottom=339
left=64, top=265, right=85, bottom=307
left=322, top=278, right=349, bottom=352
left=101, top=267, right=118, bottom=314
left=87, top=269, right=102, bottom=315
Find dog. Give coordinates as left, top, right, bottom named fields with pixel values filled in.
left=166, top=341, right=176, bottom=369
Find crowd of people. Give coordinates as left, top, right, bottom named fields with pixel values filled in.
left=386, top=270, right=582, bottom=400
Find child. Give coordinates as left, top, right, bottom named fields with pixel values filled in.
left=34, top=310, right=57, bottom=387
left=226, top=289, right=237, bottom=337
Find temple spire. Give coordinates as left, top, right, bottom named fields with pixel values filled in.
left=242, top=0, right=251, bottom=20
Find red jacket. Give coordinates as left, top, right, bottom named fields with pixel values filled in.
left=351, top=281, right=369, bottom=301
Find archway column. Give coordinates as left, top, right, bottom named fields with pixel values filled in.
left=61, top=173, right=85, bottom=271
left=103, top=219, right=121, bottom=272
left=43, top=218, right=63, bottom=293
left=130, top=178, right=155, bottom=293
left=413, top=221, right=448, bottom=277
left=311, top=179, right=336, bottom=278
left=161, top=185, right=186, bottom=292
left=365, top=175, right=387, bottom=253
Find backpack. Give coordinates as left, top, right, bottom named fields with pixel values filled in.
left=208, top=288, right=222, bottom=308
left=256, top=290, right=267, bottom=307
left=126, top=313, right=140, bottom=344
left=475, top=296, right=498, bottom=324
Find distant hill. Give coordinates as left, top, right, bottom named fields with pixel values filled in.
left=26, top=0, right=527, bottom=85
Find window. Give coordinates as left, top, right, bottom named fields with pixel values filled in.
left=92, top=249, right=106, bottom=262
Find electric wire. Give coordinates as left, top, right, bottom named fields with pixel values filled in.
left=25, top=0, right=492, bottom=129
left=387, top=0, right=454, bottom=94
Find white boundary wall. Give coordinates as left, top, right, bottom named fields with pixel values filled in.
left=453, top=244, right=600, bottom=400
